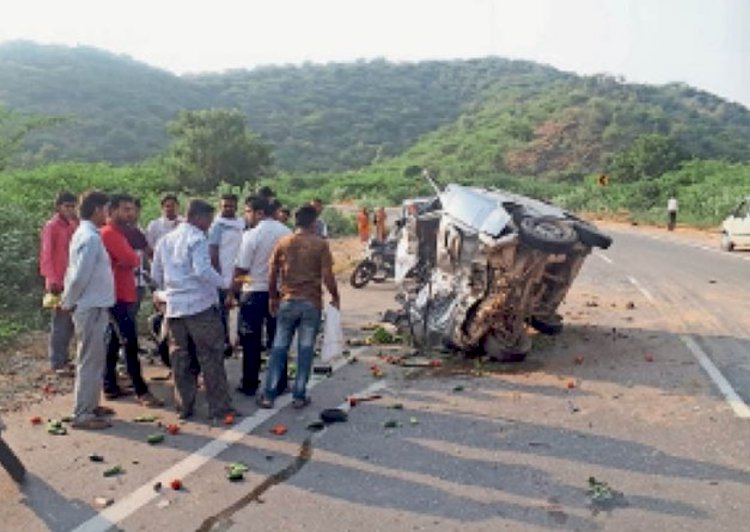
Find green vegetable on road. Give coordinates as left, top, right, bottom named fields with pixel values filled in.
left=103, top=465, right=123, bottom=477
left=226, top=462, right=249, bottom=482
left=147, top=433, right=164, bottom=445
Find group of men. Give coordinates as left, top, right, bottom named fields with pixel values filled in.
left=39, top=187, right=339, bottom=429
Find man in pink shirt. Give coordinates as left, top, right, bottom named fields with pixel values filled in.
left=39, top=191, right=78, bottom=374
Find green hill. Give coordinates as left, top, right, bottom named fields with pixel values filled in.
left=1, top=40, right=749, bottom=180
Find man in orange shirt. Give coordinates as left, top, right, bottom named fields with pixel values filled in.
left=357, top=207, right=371, bottom=244
left=101, top=194, right=163, bottom=407
left=39, top=191, right=78, bottom=374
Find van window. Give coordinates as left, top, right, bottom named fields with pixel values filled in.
left=734, top=201, right=749, bottom=218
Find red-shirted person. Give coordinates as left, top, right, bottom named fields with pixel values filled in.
left=40, top=191, right=79, bottom=375
left=101, top=194, right=163, bottom=407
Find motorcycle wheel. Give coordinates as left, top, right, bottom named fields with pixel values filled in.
left=350, top=260, right=376, bottom=288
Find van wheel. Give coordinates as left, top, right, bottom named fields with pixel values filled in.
left=720, top=233, right=734, bottom=252
left=518, top=216, right=578, bottom=254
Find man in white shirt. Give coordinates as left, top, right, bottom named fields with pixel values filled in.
left=151, top=199, right=236, bottom=420
left=667, top=195, right=678, bottom=231
left=145, top=193, right=184, bottom=250
left=61, top=190, right=115, bottom=430
left=208, top=193, right=244, bottom=356
left=231, top=197, right=291, bottom=396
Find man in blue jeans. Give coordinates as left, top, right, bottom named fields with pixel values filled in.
left=258, top=205, right=340, bottom=409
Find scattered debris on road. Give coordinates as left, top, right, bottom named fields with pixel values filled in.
left=147, top=433, right=164, bottom=445
left=226, top=462, right=249, bottom=482
left=270, top=424, right=288, bottom=436
left=133, top=414, right=157, bottom=423
left=88, top=454, right=104, bottom=462
left=46, top=419, right=67, bottom=435
left=169, top=478, right=183, bottom=490
left=94, top=496, right=114, bottom=509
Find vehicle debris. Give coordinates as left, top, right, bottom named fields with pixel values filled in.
left=94, top=496, right=114, bottom=509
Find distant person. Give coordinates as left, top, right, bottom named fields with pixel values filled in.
left=122, top=198, right=150, bottom=314
left=667, top=195, right=678, bottom=231
left=101, top=194, right=163, bottom=406
left=151, top=199, right=236, bottom=420
left=39, top=191, right=79, bottom=376
left=258, top=205, right=340, bottom=409
left=258, top=186, right=276, bottom=203
left=208, top=193, right=244, bottom=356
left=357, top=207, right=371, bottom=244
left=146, top=193, right=183, bottom=249
left=375, top=207, right=388, bottom=241
left=231, top=197, right=291, bottom=396
left=61, top=190, right=115, bottom=430
left=310, top=198, right=328, bottom=238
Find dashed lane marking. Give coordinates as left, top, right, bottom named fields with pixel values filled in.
left=626, top=275, right=656, bottom=304
left=681, top=335, right=750, bottom=419
left=594, top=252, right=613, bottom=264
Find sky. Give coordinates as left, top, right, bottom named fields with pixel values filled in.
left=1, top=0, right=748, bottom=108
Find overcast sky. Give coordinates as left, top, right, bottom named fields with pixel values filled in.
left=2, top=0, right=748, bottom=108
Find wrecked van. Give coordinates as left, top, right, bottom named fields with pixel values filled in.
left=395, top=181, right=612, bottom=361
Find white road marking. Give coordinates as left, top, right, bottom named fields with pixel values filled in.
left=626, top=275, right=656, bottom=303
left=617, top=230, right=750, bottom=262
left=680, top=335, right=750, bottom=419
left=72, top=354, right=360, bottom=532
left=594, top=252, right=613, bottom=264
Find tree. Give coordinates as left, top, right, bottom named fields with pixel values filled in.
left=608, top=134, right=686, bottom=182
left=0, top=105, right=64, bottom=171
left=166, top=109, right=273, bottom=192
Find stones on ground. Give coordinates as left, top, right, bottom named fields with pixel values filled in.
left=88, top=454, right=104, bottom=463
left=625, top=301, right=636, bottom=310
left=452, top=385, right=465, bottom=392
left=153, top=481, right=162, bottom=492
left=383, top=419, right=401, bottom=429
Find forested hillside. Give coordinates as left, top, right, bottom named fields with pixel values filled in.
left=2, top=41, right=749, bottom=178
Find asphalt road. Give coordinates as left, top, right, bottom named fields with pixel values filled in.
left=1, top=227, right=749, bottom=532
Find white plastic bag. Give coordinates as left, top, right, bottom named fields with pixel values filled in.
left=320, top=304, right=345, bottom=362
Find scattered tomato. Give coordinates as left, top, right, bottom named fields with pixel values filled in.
left=644, top=354, right=654, bottom=362
left=566, top=379, right=576, bottom=389
left=169, top=479, right=182, bottom=490
left=166, top=424, right=180, bottom=435
left=30, top=416, right=43, bottom=425
left=270, top=424, right=288, bottom=436
left=574, top=356, right=584, bottom=365
left=224, top=413, right=235, bottom=425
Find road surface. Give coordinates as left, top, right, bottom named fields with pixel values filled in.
left=1, top=226, right=749, bottom=531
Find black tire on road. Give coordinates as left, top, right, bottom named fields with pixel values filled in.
left=518, top=216, right=578, bottom=254
left=350, top=260, right=376, bottom=288
left=573, top=221, right=613, bottom=249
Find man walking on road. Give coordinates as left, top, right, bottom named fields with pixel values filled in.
left=151, top=199, right=236, bottom=420
left=208, top=193, right=244, bottom=356
left=101, top=194, right=163, bottom=406
left=231, top=197, right=291, bottom=396
left=146, top=193, right=183, bottom=249
left=61, top=190, right=115, bottom=430
left=258, top=205, right=340, bottom=409
left=667, top=194, right=678, bottom=231
left=39, top=191, right=79, bottom=375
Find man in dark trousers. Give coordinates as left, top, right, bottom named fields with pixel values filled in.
left=151, top=199, right=236, bottom=420
left=231, top=197, right=291, bottom=396
left=258, top=205, right=340, bottom=409
left=101, top=194, right=163, bottom=407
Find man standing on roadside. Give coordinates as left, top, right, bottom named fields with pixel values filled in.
left=231, top=197, right=291, bottom=396
left=375, top=206, right=388, bottom=242
left=310, top=198, right=328, bottom=238
left=258, top=205, right=340, bottom=409
left=146, top=194, right=183, bottom=250
left=61, top=190, right=115, bottom=430
left=667, top=194, right=678, bottom=231
left=151, top=199, right=236, bottom=420
left=208, top=193, right=244, bottom=356
left=40, top=191, right=79, bottom=376
left=101, top=194, right=164, bottom=407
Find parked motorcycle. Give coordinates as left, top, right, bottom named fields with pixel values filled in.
left=350, top=236, right=398, bottom=288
